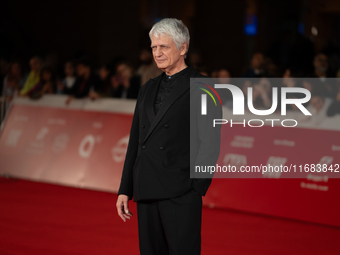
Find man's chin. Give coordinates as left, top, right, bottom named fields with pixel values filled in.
left=156, top=63, right=168, bottom=70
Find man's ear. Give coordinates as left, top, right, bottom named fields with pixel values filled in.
left=180, top=43, right=187, bottom=56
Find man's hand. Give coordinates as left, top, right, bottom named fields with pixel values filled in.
left=65, top=96, right=74, bottom=105
left=116, top=194, right=133, bottom=222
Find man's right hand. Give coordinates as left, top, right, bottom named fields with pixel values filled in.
left=116, top=194, right=133, bottom=222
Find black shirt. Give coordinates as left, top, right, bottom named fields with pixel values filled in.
left=154, top=66, right=189, bottom=114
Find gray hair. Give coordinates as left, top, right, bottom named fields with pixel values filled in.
left=149, top=18, right=190, bottom=57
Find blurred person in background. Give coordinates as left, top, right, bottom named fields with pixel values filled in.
left=242, top=53, right=268, bottom=78
left=327, top=95, right=340, bottom=117
left=217, top=68, right=231, bottom=103
left=187, top=50, right=203, bottom=70
left=217, top=68, right=231, bottom=82
left=240, top=78, right=272, bottom=111
left=45, top=52, right=62, bottom=77
left=283, top=72, right=298, bottom=88
left=20, top=56, right=41, bottom=96
left=110, top=62, right=140, bottom=99
left=310, top=53, right=338, bottom=99
left=97, top=64, right=113, bottom=97
left=302, top=77, right=334, bottom=103
left=253, top=78, right=273, bottom=109
left=65, top=59, right=100, bottom=104
left=265, top=58, right=279, bottom=77
left=295, top=78, right=331, bottom=113
left=57, top=60, right=77, bottom=94
left=283, top=67, right=304, bottom=79
left=187, top=50, right=209, bottom=77
left=136, top=49, right=161, bottom=86
left=0, top=58, right=10, bottom=96
left=210, top=70, right=218, bottom=78
left=326, top=68, right=340, bottom=116
left=2, top=61, right=26, bottom=101
left=197, top=68, right=209, bottom=76
left=302, top=86, right=333, bottom=125
left=28, top=65, right=57, bottom=99
left=281, top=67, right=306, bottom=112
left=312, top=53, right=331, bottom=79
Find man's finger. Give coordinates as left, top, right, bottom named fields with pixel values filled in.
left=123, top=201, right=132, bottom=216
left=118, top=210, right=126, bottom=222
left=117, top=202, right=127, bottom=222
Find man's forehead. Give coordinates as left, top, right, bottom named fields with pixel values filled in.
left=151, top=34, right=173, bottom=45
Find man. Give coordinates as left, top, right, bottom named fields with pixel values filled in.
left=116, top=18, right=221, bottom=255
left=65, top=59, right=101, bottom=104
left=313, top=53, right=329, bottom=79
left=110, top=62, right=141, bottom=99
left=310, top=53, right=337, bottom=100
left=20, top=56, right=41, bottom=96
left=241, top=52, right=268, bottom=78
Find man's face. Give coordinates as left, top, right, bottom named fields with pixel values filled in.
left=30, top=58, right=41, bottom=72
left=151, top=34, right=186, bottom=71
left=42, top=70, right=52, bottom=81
left=65, top=62, right=74, bottom=76
left=11, top=63, right=21, bottom=75
left=251, top=53, right=264, bottom=70
left=314, top=54, right=328, bottom=73
left=77, top=64, right=85, bottom=76
left=117, top=64, right=132, bottom=78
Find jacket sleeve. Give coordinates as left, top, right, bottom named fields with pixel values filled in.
left=117, top=89, right=143, bottom=199
left=191, top=77, right=222, bottom=196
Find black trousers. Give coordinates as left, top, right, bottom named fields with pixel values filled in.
left=137, top=189, right=202, bottom=255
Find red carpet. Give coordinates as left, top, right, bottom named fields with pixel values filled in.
left=0, top=177, right=339, bottom=255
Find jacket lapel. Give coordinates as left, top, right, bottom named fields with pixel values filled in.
left=143, top=66, right=197, bottom=143
left=144, top=75, right=162, bottom=124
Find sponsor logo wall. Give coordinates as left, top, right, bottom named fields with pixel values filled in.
left=0, top=95, right=339, bottom=227
left=0, top=96, right=135, bottom=192
left=206, top=123, right=340, bottom=227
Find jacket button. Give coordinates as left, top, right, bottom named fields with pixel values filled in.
left=159, top=146, right=164, bottom=150
left=164, top=124, right=169, bottom=128
left=142, top=145, right=146, bottom=149
left=141, top=125, right=145, bottom=129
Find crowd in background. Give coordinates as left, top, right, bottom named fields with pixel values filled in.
left=1, top=49, right=340, bottom=119
left=0, top=49, right=161, bottom=104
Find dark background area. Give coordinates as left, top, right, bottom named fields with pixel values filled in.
left=1, top=0, right=340, bottom=76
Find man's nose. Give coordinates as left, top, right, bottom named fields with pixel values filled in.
left=154, top=48, right=163, bottom=57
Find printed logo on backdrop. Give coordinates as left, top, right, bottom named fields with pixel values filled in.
left=263, top=156, right=288, bottom=178
left=111, top=135, right=129, bottom=163
left=230, top=135, right=254, bottom=148
left=318, top=156, right=333, bottom=165
left=79, top=135, right=102, bottom=158
left=52, top=133, right=69, bottom=153
left=26, top=127, right=49, bottom=154
left=273, top=139, right=295, bottom=147
left=223, top=153, right=247, bottom=169
left=5, top=129, right=22, bottom=147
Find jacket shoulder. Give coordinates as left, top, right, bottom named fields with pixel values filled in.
left=141, top=71, right=162, bottom=90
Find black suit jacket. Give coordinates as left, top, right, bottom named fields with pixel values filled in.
left=118, top=66, right=221, bottom=201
